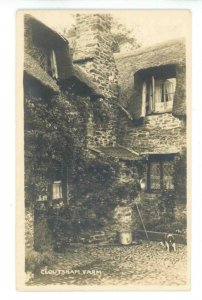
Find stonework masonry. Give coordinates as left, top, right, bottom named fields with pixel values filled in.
left=73, top=14, right=119, bottom=100
left=119, top=113, right=186, bottom=154
left=72, top=14, right=120, bottom=148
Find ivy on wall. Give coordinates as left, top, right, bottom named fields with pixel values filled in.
left=24, top=82, right=88, bottom=204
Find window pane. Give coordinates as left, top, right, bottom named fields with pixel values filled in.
left=163, top=161, right=174, bottom=190
left=155, top=80, right=164, bottom=103
left=52, top=181, right=62, bottom=199
left=150, top=162, right=161, bottom=189
left=164, top=78, right=176, bottom=102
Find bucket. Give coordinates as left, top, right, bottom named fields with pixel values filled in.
left=119, top=231, right=132, bottom=245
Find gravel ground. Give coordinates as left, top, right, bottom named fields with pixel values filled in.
left=27, top=242, right=187, bottom=287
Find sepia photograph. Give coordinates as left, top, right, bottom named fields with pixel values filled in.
left=16, top=9, right=191, bottom=291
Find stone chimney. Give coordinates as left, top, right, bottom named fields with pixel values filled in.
left=73, top=13, right=119, bottom=100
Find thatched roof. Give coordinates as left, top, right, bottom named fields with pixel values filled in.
left=24, top=53, right=60, bottom=93
left=24, top=15, right=104, bottom=98
left=25, top=15, right=75, bottom=81
left=115, top=38, right=185, bottom=72
left=115, top=38, right=186, bottom=116
left=24, top=52, right=104, bottom=97
left=25, top=15, right=67, bottom=48
left=72, top=65, right=104, bottom=97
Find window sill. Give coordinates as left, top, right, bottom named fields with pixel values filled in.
left=146, top=110, right=173, bottom=116
left=146, top=189, right=174, bottom=193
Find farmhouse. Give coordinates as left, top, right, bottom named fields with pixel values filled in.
left=23, top=14, right=187, bottom=251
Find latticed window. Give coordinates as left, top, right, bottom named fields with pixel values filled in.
left=147, top=157, right=174, bottom=191
left=150, top=162, right=161, bottom=190
left=163, top=161, right=174, bottom=190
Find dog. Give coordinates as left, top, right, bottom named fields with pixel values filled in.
left=160, top=233, right=176, bottom=252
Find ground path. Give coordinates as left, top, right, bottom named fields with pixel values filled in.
left=28, top=242, right=187, bottom=287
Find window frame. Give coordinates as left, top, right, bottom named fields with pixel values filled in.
left=52, top=180, right=63, bottom=200
left=146, top=155, right=175, bottom=192
left=143, top=76, right=176, bottom=115
left=137, top=65, right=177, bottom=116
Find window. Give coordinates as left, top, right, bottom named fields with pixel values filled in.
left=143, top=76, right=176, bottom=115
left=30, top=47, right=58, bottom=80
left=137, top=65, right=177, bottom=116
left=49, top=49, right=58, bottom=79
left=147, top=157, right=174, bottom=191
left=52, top=181, right=62, bottom=200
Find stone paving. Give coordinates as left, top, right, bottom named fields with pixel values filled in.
left=28, top=242, right=187, bottom=287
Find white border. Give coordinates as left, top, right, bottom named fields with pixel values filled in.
left=1, top=0, right=202, bottom=299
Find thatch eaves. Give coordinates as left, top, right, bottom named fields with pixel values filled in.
left=115, top=38, right=186, bottom=117
left=25, top=14, right=67, bottom=49
left=24, top=15, right=104, bottom=98
left=25, top=15, right=75, bottom=81
left=115, top=38, right=185, bottom=95
left=115, top=38, right=185, bottom=69
left=72, top=65, right=104, bottom=98
left=24, top=53, right=60, bottom=94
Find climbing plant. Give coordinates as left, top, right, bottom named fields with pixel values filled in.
left=24, top=83, right=88, bottom=204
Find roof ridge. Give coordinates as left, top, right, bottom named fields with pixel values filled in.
left=114, top=37, right=185, bottom=60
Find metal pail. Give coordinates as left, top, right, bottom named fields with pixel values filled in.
left=119, top=231, right=132, bottom=245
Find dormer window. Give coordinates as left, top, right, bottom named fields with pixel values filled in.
left=142, top=76, right=176, bottom=115
left=135, top=64, right=177, bottom=118
left=30, top=46, right=58, bottom=80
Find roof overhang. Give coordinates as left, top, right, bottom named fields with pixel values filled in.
left=88, top=145, right=180, bottom=161
left=88, top=145, right=143, bottom=161
left=24, top=53, right=60, bottom=94
left=25, top=15, right=67, bottom=49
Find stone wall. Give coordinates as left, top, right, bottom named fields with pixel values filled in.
left=119, top=113, right=186, bottom=154
left=86, top=99, right=118, bottom=148
left=73, top=14, right=119, bottom=100
left=73, top=14, right=119, bottom=149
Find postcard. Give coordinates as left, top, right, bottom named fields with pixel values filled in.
left=16, top=9, right=191, bottom=291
